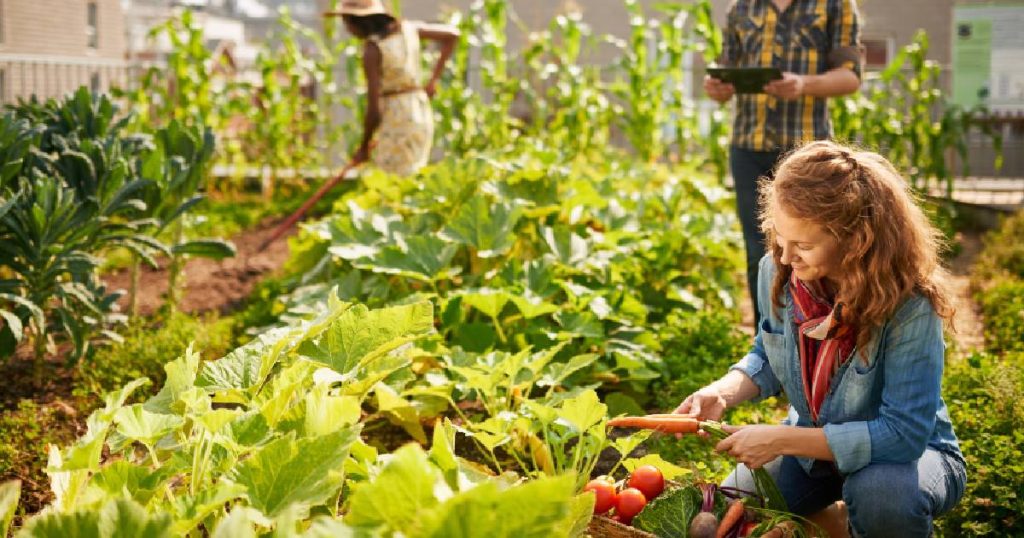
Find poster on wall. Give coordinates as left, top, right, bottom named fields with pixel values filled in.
left=953, top=3, right=1024, bottom=113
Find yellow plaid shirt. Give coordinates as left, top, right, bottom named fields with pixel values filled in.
left=723, top=0, right=862, bottom=151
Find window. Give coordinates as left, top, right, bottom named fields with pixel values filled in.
left=862, top=38, right=893, bottom=69
left=90, top=72, right=100, bottom=94
left=87, top=2, right=98, bottom=48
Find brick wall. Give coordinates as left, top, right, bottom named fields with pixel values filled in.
left=0, top=0, right=128, bottom=103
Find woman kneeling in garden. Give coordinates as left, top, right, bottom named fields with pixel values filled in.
left=675, top=141, right=966, bottom=537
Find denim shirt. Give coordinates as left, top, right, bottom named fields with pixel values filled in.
left=731, top=256, right=964, bottom=475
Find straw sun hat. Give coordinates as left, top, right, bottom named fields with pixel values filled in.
left=326, top=0, right=390, bottom=17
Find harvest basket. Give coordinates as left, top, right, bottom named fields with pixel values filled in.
left=587, top=514, right=656, bottom=538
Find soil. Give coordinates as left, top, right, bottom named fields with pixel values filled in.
left=103, top=216, right=298, bottom=316
left=0, top=218, right=298, bottom=409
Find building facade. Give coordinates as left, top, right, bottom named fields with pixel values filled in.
left=0, top=0, right=128, bottom=104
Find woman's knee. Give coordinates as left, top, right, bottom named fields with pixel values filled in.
left=843, top=463, right=931, bottom=537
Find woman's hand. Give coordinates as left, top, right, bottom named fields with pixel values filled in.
left=703, top=75, right=736, bottom=104
left=764, top=72, right=805, bottom=100
left=675, top=386, right=728, bottom=421
left=714, top=424, right=785, bottom=469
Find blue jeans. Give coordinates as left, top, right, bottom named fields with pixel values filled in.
left=723, top=449, right=967, bottom=537
left=729, top=146, right=784, bottom=327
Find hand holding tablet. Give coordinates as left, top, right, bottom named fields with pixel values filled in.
left=706, top=66, right=783, bottom=94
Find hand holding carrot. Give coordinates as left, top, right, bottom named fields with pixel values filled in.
left=713, top=424, right=782, bottom=469
left=675, top=385, right=728, bottom=421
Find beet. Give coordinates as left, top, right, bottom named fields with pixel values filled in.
left=689, top=511, right=719, bottom=538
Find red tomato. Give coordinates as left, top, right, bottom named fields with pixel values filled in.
left=615, top=487, right=647, bottom=524
left=583, top=478, right=618, bottom=514
left=739, top=521, right=759, bottom=537
left=627, top=465, right=665, bottom=499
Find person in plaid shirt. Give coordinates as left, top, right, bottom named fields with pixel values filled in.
left=706, top=0, right=862, bottom=327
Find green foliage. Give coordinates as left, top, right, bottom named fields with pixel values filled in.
left=0, top=88, right=230, bottom=369
left=13, top=298, right=603, bottom=536
left=977, top=280, right=1024, bottom=355
left=974, top=210, right=1024, bottom=282
left=939, top=352, right=1024, bottom=536
left=0, top=480, right=19, bottom=538
left=833, top=31, right=1002, bottom=195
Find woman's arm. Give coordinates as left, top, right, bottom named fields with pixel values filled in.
left=715, top=425, right=834, bottom=469
left=719, top=298, right=945, bottom=473
left=417, top=23, right=460, bottom=98
left=764, top=67, right=861, bottom=100
left=355, top=41, right=383, bottom=163
left=675, top=370, right=761, bottom=420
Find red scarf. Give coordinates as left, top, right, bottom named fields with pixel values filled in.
left=790, top=273, right=857, bottom=422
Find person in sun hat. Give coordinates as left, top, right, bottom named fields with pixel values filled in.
left=674, top=141, right=966, bottom=537
left=324, top=0, right=459, bottom=176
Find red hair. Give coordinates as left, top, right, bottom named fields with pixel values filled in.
left=759, top=141, right=954, bottom=350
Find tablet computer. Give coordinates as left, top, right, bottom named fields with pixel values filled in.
left=706, top=66, right=783, bottom=94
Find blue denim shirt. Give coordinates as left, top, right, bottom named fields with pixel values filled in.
left=731, top=256, right=964, bottom=475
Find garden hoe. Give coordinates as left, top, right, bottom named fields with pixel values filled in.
left=259, top=159, right=364, bottom=251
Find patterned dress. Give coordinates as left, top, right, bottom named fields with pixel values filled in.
left=368, top=22, right=434, bottom=176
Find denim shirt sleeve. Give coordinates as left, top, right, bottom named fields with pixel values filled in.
left=823, top=297, right=944, bottom=474
left=729, top=256, right=783, bottom=401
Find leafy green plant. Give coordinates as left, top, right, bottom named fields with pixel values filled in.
left=977, top=281, right=1024, bottom=355
left=940, top=352, right=1024, bottom=536
left=0, top=105, right=157, bottom=376
left=974, top=210, right=1024, bottom=282
left=833, top=31, right=1002, bottom=195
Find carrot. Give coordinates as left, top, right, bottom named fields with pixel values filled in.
left=758, top=520, right=798, bottom=538
left=606, top=415, right=700, bottom=434
left=715, top=499, right=745, bottom=538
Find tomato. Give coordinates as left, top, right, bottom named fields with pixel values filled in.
left=615, top=487, right=647, bottom=524
left=739, top=521, right=759, bottom=537
left=583, top=478, right=618, bottom=514
left=627, top=465, right=665, bottom=499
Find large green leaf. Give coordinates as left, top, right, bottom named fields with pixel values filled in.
left=228, top=428, right=359, bottom=518
left=168, top=483, right=248, bottom=535
left=416, top=474, right=577, bottom=538
left=113, top=404, right=185, bottom=448
left=542, top=226, right=588, bottom=266
left=359, top=235, right=459, bottom=282
left=16, top=498, right=171, bottom=538
left=1, top=480, right=20, bottom=538
left=439, top=195, right=522, bottom=258
left=555, top=390, right=606, bottom=434
left=344, top=444, right=444, bottom=531
left=171, top=238, right=236, bottom=260
left=144, top=346, right=201, bottom=414
left=458, top=288, right=512, bottom=319
left=297, top=301, right=433, bottom=375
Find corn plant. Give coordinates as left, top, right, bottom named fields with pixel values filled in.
left=832, top=30, right=1003, bottom=195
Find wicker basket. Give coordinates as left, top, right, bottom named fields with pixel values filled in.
left=586, top=515, right=657, bottom=538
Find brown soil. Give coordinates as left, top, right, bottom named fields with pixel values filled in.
left=0, top=218, right=297, bottom=409
left=103, top=217, right=297, bottom=316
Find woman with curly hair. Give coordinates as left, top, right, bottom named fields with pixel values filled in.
left=674, top=140, right=966, bottom=537
left=324, top=0, right=458, bottom=176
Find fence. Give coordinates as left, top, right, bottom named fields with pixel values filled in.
left=0, top=54, right=137, bottom=105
